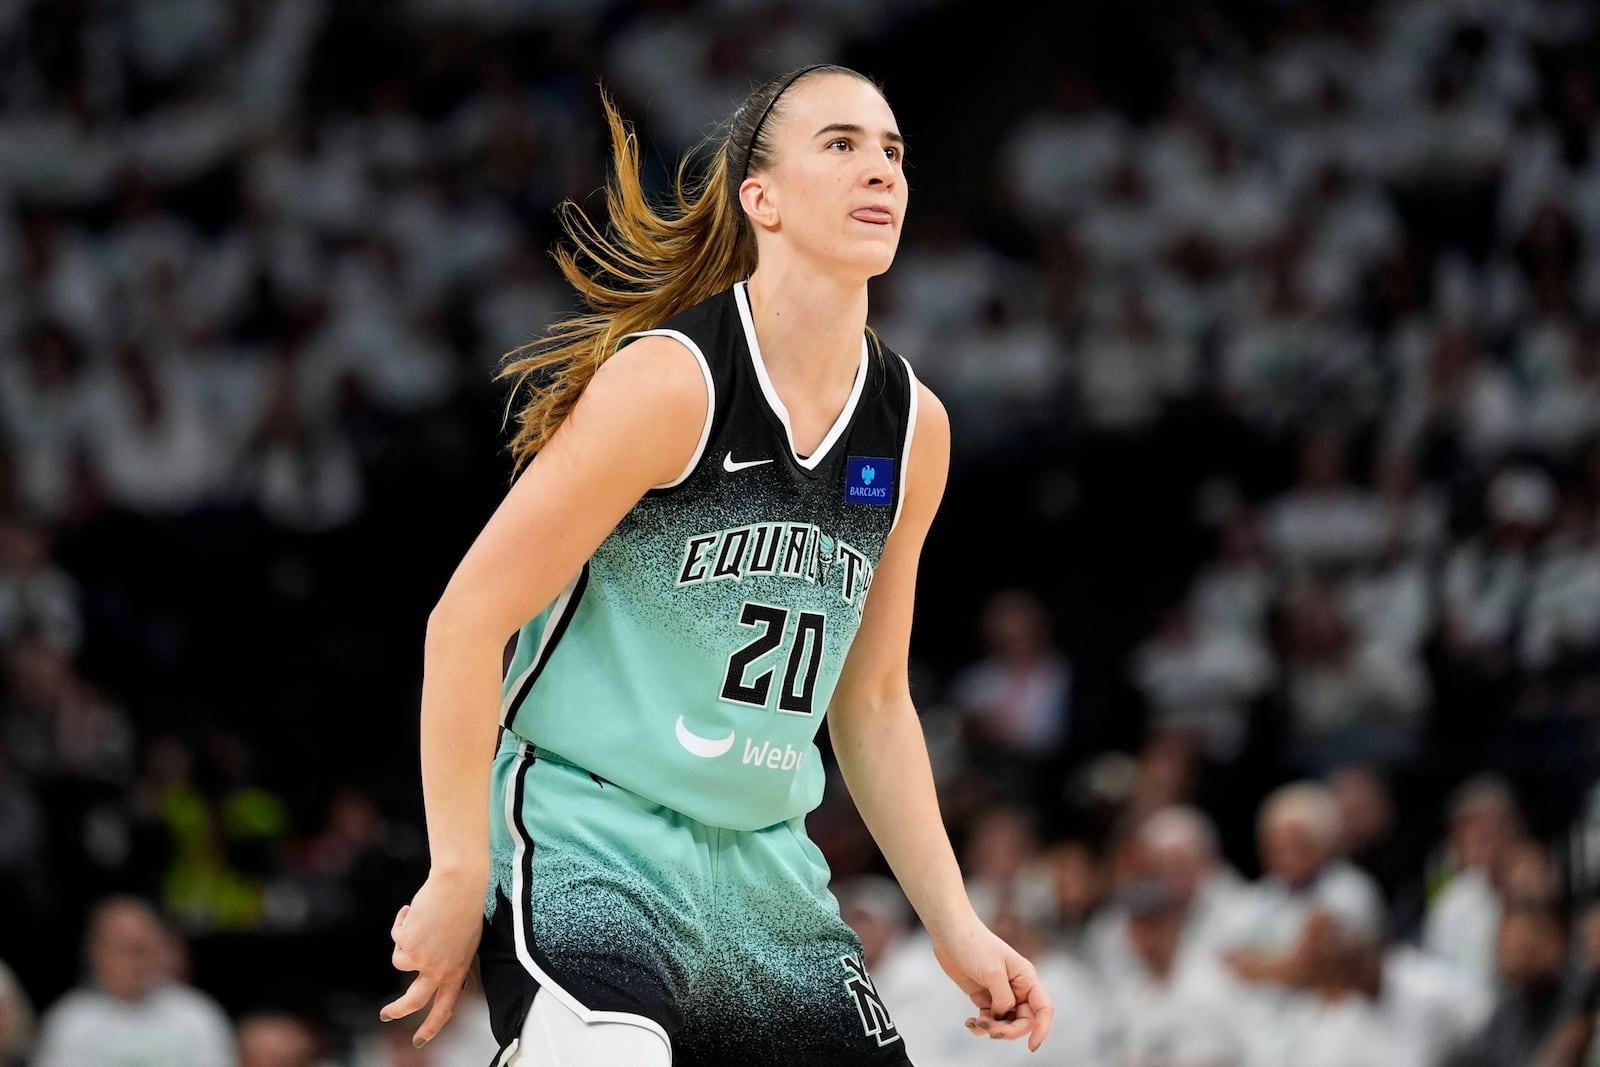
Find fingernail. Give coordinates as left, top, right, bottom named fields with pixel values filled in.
left=414, top=1036, right=430, bottom=1049
left=991, top=1033, right=1004, bottom=1041
left=379, top=1014, right=392, bottom=1023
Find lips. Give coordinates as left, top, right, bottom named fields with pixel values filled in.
left=850, top=207, right=894, bottom=225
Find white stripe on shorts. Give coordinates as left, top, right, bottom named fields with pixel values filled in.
left=502, top=742, right=674, bottom=1051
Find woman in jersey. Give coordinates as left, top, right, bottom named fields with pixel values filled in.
left=380, top=64, right=1055, bottom=1065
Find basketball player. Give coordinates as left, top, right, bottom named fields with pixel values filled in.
left=380, top=64, right=1055, bottom=1065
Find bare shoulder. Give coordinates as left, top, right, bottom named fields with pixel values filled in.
left=912, top=380, right=950, bottom=453
left=908, top=380, right=950, bottom=480
left=590, top=332, right=709, bottom=409
left=547, top=332, right=710, bottom=488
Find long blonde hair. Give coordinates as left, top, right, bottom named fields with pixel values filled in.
left=498, top=66, right=874, bottom=474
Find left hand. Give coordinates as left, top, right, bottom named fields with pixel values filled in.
left=931, top=914, right=1054, bottom=1052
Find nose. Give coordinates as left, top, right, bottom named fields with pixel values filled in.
left=863, top=152, right=895, bottom=189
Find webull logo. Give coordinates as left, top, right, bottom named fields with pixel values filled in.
left=742, top=738, right=807, bottom=771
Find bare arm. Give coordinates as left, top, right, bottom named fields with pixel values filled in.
left=384, top=336, right=708, bottom=1045
left=828, top=384, right=965, bottom=934
left=828, top=383, right=1053, bottom=1051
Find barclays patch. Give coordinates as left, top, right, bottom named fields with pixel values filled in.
left=844, top=456, right=894, bottom=506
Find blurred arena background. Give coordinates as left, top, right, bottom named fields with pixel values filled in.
left=4, top=0, right=1600, bottom=1064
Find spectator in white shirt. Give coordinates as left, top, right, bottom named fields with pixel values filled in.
left=1279, top=579, right=1430, bottom=772
left=1519, top=492, right=1600, bottom=675
left=1110, top=876, right=1253, bottom=1067
left=1440, top=465, right=1556, bottom=671
left=1224, top=782, right=1385, bottom=980
left=1143, top=806, right=1254, bottom=965
left=1383, top=324, right=1523, bottom=470
left=82, top=345, right=226, bottom=516
left=1189, top=511, right=1276, bottom=642
left=32, top=896, right=235, bottom=1067
left=0, top=323, right=93, bottom=522
left=951, top=588, right=1071, bottom=801
left=1254, top=911, right=1424, bottom=1067
left=1130, top=605, right=1275, bottom=765
left=1264, top=430, right=1389, bottom=576
left=1074, top=285, right=1198, bottom=434
left=1422, top=774, right=1523, bottom=990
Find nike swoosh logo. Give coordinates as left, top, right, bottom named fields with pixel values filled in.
left=723, top=452, right=773, bottom=473
left=675, top=715, right=736, bottom=758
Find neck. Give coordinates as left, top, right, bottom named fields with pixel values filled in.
left=745, top=259, right=868, bottom=388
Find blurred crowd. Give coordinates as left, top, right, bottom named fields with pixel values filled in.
left=4, top=0, right=1600, bottom=1064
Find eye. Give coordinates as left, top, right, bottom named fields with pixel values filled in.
left=828, top=138, right=851, bottom=152
left=885, top=146, right=901, bottom=162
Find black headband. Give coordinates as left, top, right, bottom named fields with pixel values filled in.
left=741, top=65, right=831, bottom=181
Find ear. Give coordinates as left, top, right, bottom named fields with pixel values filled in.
left=739, top=175, right=779, bottom=231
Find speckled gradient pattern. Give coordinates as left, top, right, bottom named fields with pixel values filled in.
left=503, top=458, right=893, bottom=832
left=481, top=742, right=912, bottom=1066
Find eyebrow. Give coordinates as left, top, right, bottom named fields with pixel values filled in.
left=814, top=123, right=906, bottom=147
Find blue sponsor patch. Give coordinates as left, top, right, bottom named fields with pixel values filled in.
left=844, top=456, right=894, bottom=506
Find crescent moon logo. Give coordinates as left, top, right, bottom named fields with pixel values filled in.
left=674, top=715, right=736, bottom=759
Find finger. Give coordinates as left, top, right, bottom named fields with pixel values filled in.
left=391, top=944, right=420, bottom=973
left=965, top=1005, right=1011, bottom=1033
left=980, top=963, right=1016, bottom=1017
left=391, top=904, right=410, bottom=938
left=380, top=973, right=437, bottom=1023
left=1027, top=997, right=1055, bottom=1052
left=983, top=1002, right=1035, bottom=1042
left=1014, top=976, right=1054, bottom=1052
left=410, top=978, right=463, bottom=1048
left=967, top=986, right=993, bottom=1012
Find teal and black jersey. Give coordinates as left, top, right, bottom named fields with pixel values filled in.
left=499, top=280, right=918, bottom=831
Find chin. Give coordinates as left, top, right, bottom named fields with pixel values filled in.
left=838, top=245, right=899, bottom=281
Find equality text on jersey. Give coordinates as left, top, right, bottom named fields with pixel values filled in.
left=676, top=522, right=875, bottom=608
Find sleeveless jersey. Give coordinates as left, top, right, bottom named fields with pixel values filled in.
left=499, top=281, right=918, bottom=832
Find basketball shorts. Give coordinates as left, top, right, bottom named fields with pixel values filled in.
left=480, top=735, right=914, bottom=1066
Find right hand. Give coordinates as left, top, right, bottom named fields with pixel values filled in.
left=380, top=870, right=487, bottom=1048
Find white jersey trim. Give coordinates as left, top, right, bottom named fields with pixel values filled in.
left=733, top=281, right=867, bottom=471
left=499, top=567, right=585, bottom=727
left=616, top=328, right=716, bottom=490
left=503, top=743, right=674, bottom=1051
left=890, top=356, right=919, bottom=535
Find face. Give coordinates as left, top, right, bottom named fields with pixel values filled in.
left=1497, top=911, right=1564, bottom=986
left=239, top=1017, right=319, bottom=1067
left=1452, top=802, right=1515, bottom=871
left=1261, top=816, right=1327, bottom=888
left=743, top=74, right=907, bottom=279
left=90, top=903, right=168, bottom=1001
left=1128, top=911, right=1183, bottom=971
left=1331, top=768, right=1392, bottom=851
left=1153, top=842, right=1206, bottom=906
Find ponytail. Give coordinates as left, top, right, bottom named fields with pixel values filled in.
left=498, top=92, right=753, bottom=473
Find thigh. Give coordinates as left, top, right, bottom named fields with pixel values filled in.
left=674, top=820, right=914, bottom=1067
left=481, top=742, right=710, bottom=1057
